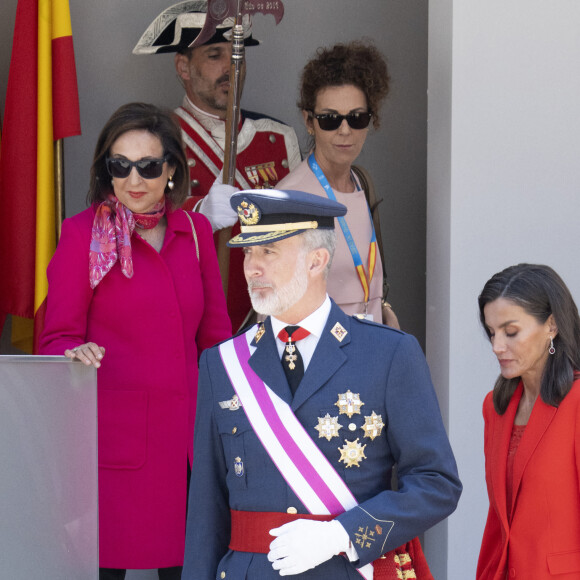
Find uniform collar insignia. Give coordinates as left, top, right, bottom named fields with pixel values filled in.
left=330, top=322, right=348, bottom=342
left=254, top=322, right=266, bottom=343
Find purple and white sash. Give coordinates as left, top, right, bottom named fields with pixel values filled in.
left=219, top=326, right=385, bottom=579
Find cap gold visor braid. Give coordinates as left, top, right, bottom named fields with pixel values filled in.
left=240, top=220, right=319, bottom=233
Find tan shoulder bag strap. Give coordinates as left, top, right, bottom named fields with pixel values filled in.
left=183, top=210, right=200, bottom=261
left=351, top=165, right=389, bottom=300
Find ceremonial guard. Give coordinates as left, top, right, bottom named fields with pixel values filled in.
left=183, top=189, right=462, bottom=579
left=134, top=1, right=301, bottom=329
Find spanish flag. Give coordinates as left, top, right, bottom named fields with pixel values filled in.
left=0, top=0, right=80, bottom=353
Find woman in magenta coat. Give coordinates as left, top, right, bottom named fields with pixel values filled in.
left=39, top=103, right=231, bottom=579
left=477, top=264, right=580, bottom=579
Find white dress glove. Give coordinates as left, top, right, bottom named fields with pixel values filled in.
left=267, top=519, right=350, bottom=576
left=197, top=177, right=239, bottom=232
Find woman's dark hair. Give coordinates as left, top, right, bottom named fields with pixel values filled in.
left=88, top=102, right=189, bottom=209
left=478, top=263, right=580, bottom=414
left=298, top=40, right=390, bottom=129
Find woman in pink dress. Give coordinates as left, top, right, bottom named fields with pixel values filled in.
left=39, top=102, right=231, bottom=579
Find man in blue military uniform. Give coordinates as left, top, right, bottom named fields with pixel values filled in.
left=183, top=189, right=462, bottom=579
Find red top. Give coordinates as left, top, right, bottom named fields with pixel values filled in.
left=506, top=424, right=526, bottom=522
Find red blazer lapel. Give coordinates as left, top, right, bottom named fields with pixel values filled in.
left=488, top=384, right=522, bottom=532
left=510, top=395, right=557, bottom=518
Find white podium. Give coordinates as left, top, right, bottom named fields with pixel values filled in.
left=0, top=355, right=98, bottom=579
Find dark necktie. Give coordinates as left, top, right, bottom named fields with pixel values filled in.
left=278, top=325, right=310, bottom=396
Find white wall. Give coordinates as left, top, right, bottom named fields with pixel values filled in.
left=428, top=1, right=580, bottom=577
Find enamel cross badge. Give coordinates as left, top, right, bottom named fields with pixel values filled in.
left=335, top=390, right=364, bottom=418
left=314, top=414, right=343, bottom=441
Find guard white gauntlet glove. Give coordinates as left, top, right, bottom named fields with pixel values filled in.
left=197, top=177, right=238, bottom=232
left=267, top=519, right=350, bottom=576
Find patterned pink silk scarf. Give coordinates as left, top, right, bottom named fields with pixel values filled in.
left=89, top=195, right=165, bottom=289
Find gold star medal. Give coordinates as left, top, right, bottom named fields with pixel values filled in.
left=314, top=414, right=343, bottom=441
left=335, top=390, right=364, bottom=418
left=362, top=412, right=385, bottom=441
left=338, top=438, right=367, bottom=468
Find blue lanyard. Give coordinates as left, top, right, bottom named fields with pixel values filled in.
left=308, top=153, right=377, bottom=304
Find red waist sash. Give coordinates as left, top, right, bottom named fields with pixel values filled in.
left=229, top=509, right=434, bottom=580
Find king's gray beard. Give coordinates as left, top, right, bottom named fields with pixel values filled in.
left=248, top=255, right=309, bottom=317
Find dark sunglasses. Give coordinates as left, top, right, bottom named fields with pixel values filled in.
left=106, top=156, right=168, bottom=179
left=310, top=111, right=372, bottom=131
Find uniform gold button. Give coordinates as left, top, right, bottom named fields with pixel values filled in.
left=269, top=134, right=276, bottom=143
left=232, top=427, right=237, bottom=434
left=191, top=179, right=200, bottom=188
left=287, top=506, right=298, bottom=514
left=220, top=572, right=226, bottom=579
left=281, top=159, right=289, bottom=168
left=349, top=423, right=357, bottom=431
left=187, top=158, right=196, bottom=167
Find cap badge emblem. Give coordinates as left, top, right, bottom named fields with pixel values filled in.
left=237, top=200, right=260, bottom=225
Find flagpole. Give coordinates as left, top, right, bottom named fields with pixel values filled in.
left=55, top=139, right=65, bottom=240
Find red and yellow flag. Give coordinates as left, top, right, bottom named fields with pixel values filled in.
left=0, top=0, right=80, bottom=352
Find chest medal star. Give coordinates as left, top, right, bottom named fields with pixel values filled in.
left=338, top=438, right=367, bottom=468
left=362, top=411, right=385, bottom=441
left=314, top=414, right=343, bottom=441
left=335, top=390, right=364, bottom=418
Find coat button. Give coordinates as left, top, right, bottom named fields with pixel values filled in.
left=287, top=507, right=297, bottom=514
left=232, top=427, right=237, bottom=434
left=509, top=569, right=516, bottom=578
left=187, top=158, right=196, bottom=167
left=281, top=159, right=289, bottom=168
left=269, top=134, right=276, bottom=143
left=220, top=572, right=226, bottom=579
left=191, top=179, right=200, bottom=188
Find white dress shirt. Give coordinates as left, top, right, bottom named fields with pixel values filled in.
left=270, top=295, right=331, bottom=371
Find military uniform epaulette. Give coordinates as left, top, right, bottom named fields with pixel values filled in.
left=350, top=314, right=406, bottom=334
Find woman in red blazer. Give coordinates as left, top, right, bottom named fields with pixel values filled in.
left=477, top=264, right=580, bottom=580
left=40, top=103, right=231, bottom=579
